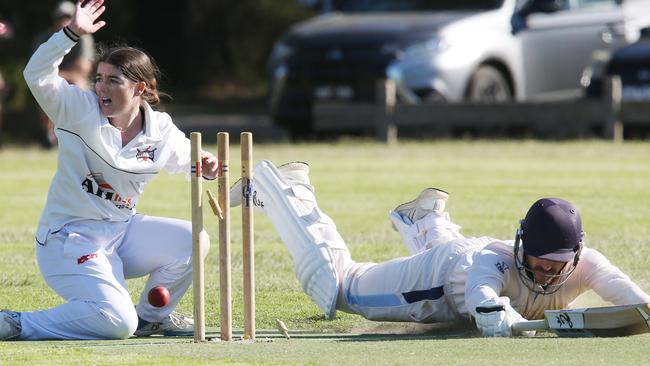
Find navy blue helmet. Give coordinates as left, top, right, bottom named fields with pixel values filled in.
left=514, top=198, right=584, bottom=294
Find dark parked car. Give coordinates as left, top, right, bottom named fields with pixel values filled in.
left=583, top=27, right=650, bottom=101
left=267, top=0, right=649, bottom=136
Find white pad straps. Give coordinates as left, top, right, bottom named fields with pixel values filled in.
left=390, top=211, right=463, bottom=255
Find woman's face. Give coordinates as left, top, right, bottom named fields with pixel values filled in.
left=95, top=62, right=141, bottom=119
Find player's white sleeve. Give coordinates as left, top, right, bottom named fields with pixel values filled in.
left=578, top=248, right=650, bottom=305
left=464, top=246, right=512, bottom=318
left=23, top=30, right=97, bottom=130
left=162, top=123, right=191, bottom=176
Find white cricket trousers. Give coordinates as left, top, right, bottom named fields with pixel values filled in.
left=315, top=208, right=493, bottom=323
left=19, top=214, right=204, bottom=340
left=330, top=233, right=489, bottom=323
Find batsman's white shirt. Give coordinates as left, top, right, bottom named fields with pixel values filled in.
left=336, top=229, right=650, bottom=323
left=25, top=30, right=191, bottom=246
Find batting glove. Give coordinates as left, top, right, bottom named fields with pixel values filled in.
left=475, top=297, right=532, bottom=337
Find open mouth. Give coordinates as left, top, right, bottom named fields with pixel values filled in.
left=100, top=97, right=112, bottom=107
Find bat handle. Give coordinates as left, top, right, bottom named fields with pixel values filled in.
left=511, top=319, right=548, bottom=333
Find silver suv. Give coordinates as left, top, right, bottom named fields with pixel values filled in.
left=267, top=0, right=649, bottom=136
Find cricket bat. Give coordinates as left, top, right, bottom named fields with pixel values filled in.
left=512, top=303, right=650, bottom=337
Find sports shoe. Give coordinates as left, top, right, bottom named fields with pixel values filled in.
left=391, top=188, right=449, bottom=230
left=230, top=161, right=312, bottom=207
left=133, top=312, right=193, bottom=337
left=0, top=310, right=21, bottom=341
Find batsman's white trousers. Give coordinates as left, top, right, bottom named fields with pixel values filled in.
left=19, top=214, right=203, bottom=340
left=334, top=235, right=490, bottom=323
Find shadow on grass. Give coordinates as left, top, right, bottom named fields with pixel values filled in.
left=141, top=320, right=483, bottom=343
left=334, top=321, right=481, bottom=342
left=5, top=321, right=556, bottom=348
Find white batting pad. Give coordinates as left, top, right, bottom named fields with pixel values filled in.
left=253, top=160, right=342, bottom=319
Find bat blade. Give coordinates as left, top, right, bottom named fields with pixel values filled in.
left=512, top=303, right=650, bottom=337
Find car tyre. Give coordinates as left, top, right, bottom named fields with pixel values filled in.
left=467, top=65, right=512, bottom=102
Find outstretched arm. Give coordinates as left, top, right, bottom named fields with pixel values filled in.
left=464, top=244, right=534, bottom=337
left=23, top=0, right=107, bottom=130
left=580, top=248, right=650, bottom=305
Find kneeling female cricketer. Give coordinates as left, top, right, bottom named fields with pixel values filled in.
left=0, top=1, right=216, bottom=341
left=230, top=160, right=650, bottom=337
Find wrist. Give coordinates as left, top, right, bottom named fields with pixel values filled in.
left=67, top=24, right=82, bottom=37
left=62, top=26, right=81, bottom=42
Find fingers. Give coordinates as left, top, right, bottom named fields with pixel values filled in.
left=93, top=20, right=107, bottom=32
left=82, top=0, right=105, bottom=11
left=79, top=0, right=105, bottom=19
left=91, top=0, right=105, bottom=13
left=83, top=0, right=105, bottom=17
left=202, top=154, right=217, bottom=166
left=93, top=6, right=106, bottom=19
left=68, top=0, right=106, bottom=36
left=86, top=1, right=107, bottom=30
left=201, top=152, right=218, bottom=177
left=201, top=151, right=216, bottom=160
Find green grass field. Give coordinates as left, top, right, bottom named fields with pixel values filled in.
left=1, top=140, right=650, bottom=365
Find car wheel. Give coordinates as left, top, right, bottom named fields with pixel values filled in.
left=467, top=65, right=512, bottom=102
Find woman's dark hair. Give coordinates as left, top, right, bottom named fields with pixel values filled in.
left=95, top=45, right=168, bottom=105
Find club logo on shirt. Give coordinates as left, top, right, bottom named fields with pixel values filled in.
left=495, top=261, right=509, bottom=274
left=81, top=172, right=134, bottom=209
left=136, top=146, right=157, bottom=162
left=77, top=253, right=98, bottom=264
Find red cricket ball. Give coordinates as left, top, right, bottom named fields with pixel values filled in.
left=148, top=285, right=170, bottom=308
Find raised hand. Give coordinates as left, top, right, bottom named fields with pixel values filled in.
left=68, top=0, right=107, bottom=36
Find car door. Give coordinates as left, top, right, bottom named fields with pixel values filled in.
left=517, top=0, right=625, bottom=100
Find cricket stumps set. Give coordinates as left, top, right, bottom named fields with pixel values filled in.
left=191, top=131, right=255, bottom=343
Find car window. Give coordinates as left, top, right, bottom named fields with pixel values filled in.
left=568, top=0, right=618, bottom=10
left=334, top=0, right=505, bottom=12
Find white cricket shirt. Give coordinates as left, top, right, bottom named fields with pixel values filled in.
left=24, top=30, right=191, bottom=244
left=453, top=240, right=650, bottom=320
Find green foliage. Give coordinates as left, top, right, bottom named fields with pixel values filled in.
left=1, top=140, right=649, bottom=364
left=0, top=0, right=315, bottom=108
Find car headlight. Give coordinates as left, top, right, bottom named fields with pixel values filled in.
left=580, top=68, right=593, bottom=88
left=381, top=39, right=448, bottom=60
left=404, top=39, right=448, bottom=57
left=380, top=43, right=404, bottom=57
left=270, top=41, right=295, bottom=63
